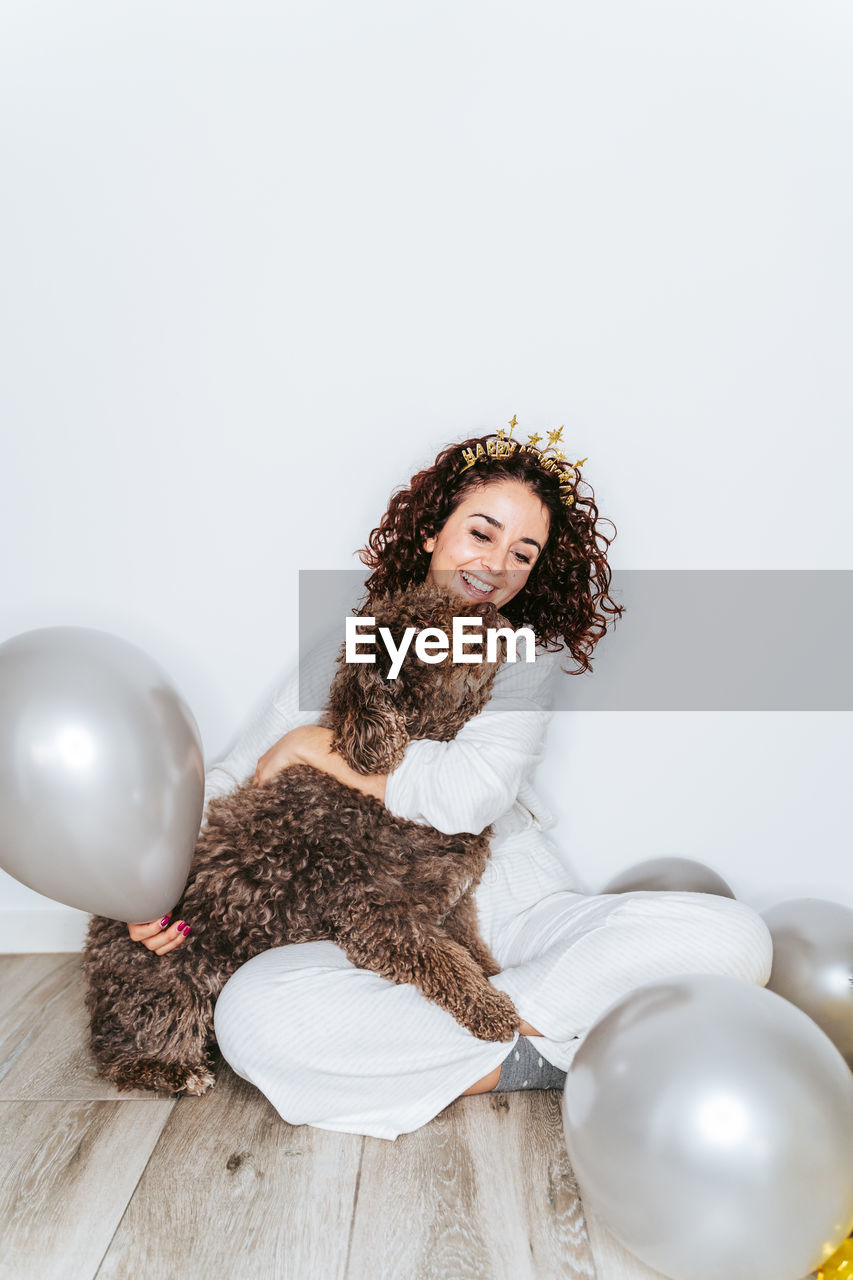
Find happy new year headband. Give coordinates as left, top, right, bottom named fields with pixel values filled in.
left=459, top=415, right=587, bottom=508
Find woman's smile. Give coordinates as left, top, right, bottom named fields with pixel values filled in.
left=458, top=569, right=498, bottom=599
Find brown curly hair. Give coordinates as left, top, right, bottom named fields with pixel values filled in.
left=357, top=433, right=625, bottom=675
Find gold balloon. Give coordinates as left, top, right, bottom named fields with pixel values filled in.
left=818, top=1237, right=853, bottom=1279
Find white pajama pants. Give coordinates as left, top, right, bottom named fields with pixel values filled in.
left=213, top=832, right=774, bottom=1141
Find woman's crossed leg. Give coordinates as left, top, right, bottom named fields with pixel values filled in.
left=213, top=889, right=772, bottom=1140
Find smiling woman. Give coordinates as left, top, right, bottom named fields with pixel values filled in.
left=127, top=423, right=774, bottom=1141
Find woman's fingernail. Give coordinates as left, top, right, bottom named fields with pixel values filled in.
left=160, top=916, right=171, bottom=927
left=176, top=920, right=185, bottom=930
left=181, top=924, right=191, bottom=936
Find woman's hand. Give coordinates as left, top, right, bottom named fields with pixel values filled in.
left=127, top=915, right=191, bottom=955
left=253, top=725, right=388, bottom=804
left=252, top=725, right=328, bottom=785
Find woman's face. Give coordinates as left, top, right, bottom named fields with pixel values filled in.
left=423, top=478, right=550, bottom=610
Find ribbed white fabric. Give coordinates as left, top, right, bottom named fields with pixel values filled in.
left=209, top=628, right=774, bottom=1141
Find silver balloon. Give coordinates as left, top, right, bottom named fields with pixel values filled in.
left=0, top=627, right=204, bottom=922
left=602, top=856, right=735, bottom=898
left=561, top=973, right=853, bottom=1280
left=762, top=898, right=853, bottom=1068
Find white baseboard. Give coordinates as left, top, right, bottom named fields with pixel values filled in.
left=0, top=909, right=89, bottom=953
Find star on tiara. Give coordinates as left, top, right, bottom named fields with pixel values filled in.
left=459, top=416, right=587, bottom=507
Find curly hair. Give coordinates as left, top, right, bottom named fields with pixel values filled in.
left=357, top=433, right=625, bottom=675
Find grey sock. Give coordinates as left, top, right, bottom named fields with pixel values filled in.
left=494, top=1035, right=567, bottom=1091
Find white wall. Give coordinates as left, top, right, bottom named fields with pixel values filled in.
left=1, top=0, right=851, bottom=950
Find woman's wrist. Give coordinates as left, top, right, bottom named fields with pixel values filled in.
left=298, top=726, right=388, bottom=804
left=290, top=725, right=335, bottom=766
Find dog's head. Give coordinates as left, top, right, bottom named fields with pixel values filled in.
left=325, top=581, right=512, bottom=775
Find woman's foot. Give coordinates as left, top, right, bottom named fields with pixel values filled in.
left=458, top=1018, right=544, bottom=1095
left=491, top=1037, right=567, bottom=1092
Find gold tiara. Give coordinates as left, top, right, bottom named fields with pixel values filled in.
left=459, top=415, right=587, bottom=508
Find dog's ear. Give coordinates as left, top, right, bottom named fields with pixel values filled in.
left=327, top=661, right=409, bottom=776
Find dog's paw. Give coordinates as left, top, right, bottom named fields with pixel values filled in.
left=105, top=1059, right=216, bottom=1097
left=461, top=989, right=521, bottom=1043
left=173, top=1064, right=217, bottom=1096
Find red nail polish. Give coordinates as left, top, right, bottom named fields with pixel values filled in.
left=160, top=916, right=171, bottom=928
left=180, top=923, right=191, bottom=935
left=176, top=920, right=185, bottom=930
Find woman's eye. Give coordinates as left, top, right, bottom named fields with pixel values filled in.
left=470, top=527, right=532, bottom=564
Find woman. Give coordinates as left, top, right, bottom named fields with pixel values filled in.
left=129, top=428, right=773, bottom=1140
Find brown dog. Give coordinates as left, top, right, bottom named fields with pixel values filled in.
left=82, top=582, right=521, bottom=1096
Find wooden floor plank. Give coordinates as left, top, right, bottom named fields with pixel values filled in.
left=0, top=954, right=78, bottom=1087
left=460, top=1092, right=595, bottom=1279
left=348, top=1091, right=595, bottom=1280
left=0, top=954, right=74, bottom=1017
left=0, top=1097, right=173, bottom=1280
left=96, top=1064, right=363, bottom=1280
left=0, top=954, right=163, bottom=1101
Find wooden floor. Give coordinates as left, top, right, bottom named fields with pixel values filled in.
left=0, top=954, right=597, bottom=1280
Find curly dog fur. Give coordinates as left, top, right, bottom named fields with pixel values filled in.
left=83, top=582, right=522, bottom=1096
